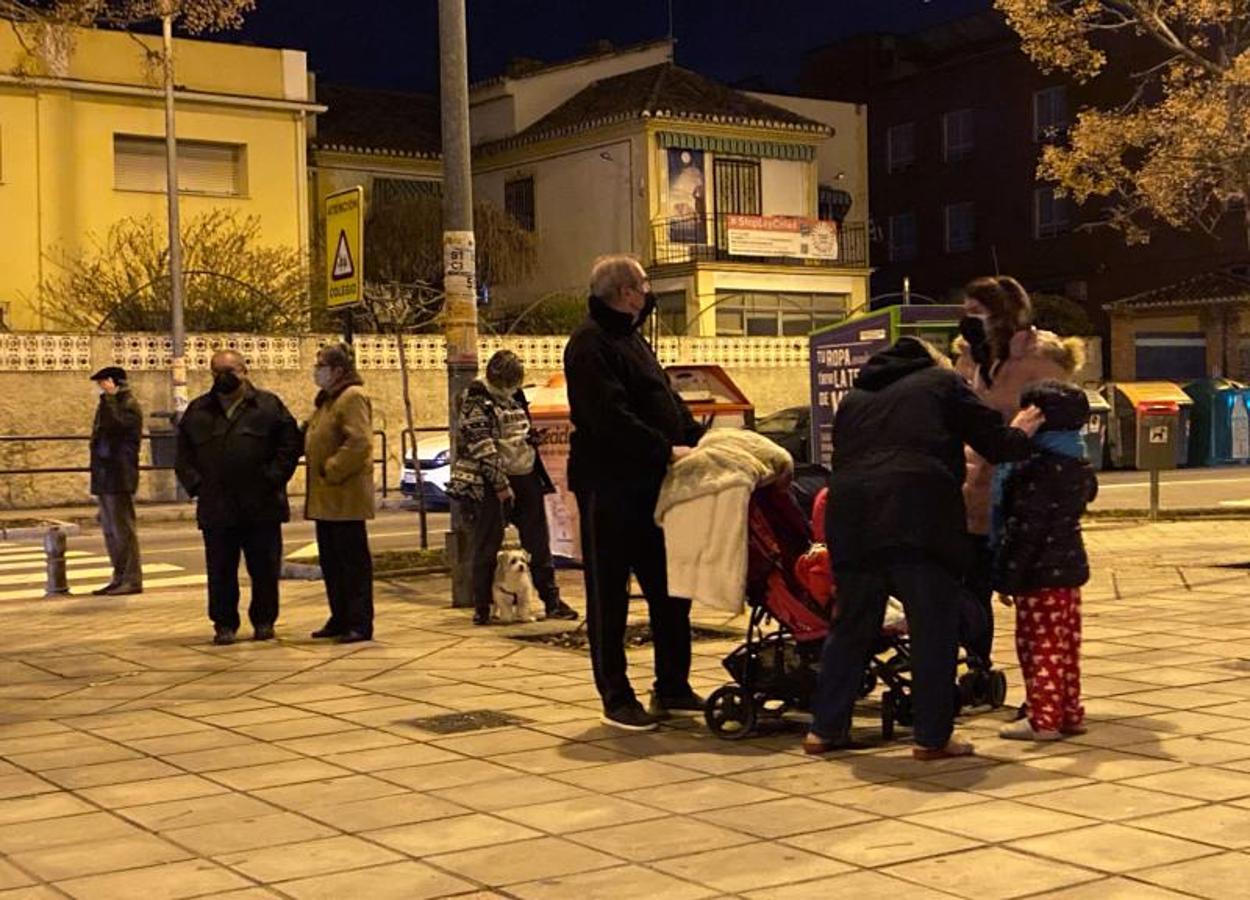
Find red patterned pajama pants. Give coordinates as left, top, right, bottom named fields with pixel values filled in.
left=1015, top=587, right=1084, bottom=733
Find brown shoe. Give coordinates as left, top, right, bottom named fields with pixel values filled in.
left=913, top=738, right=975, bottom=761
left=803, top=733, right=839, bottom=756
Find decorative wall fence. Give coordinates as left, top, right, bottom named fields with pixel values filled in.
left=0, top=333, right=810, bottom=373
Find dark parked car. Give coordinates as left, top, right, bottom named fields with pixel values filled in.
left=755, top=405, right=810, bottom=464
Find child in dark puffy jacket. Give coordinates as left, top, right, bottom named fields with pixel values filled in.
left=992, top=380, right=1098, bottom=741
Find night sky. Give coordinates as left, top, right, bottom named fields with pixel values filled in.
left=227, top=0, right=992, bottom=94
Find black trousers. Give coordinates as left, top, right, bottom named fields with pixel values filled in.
left=203, top=523, right=282, bottom=631
left=468, top=470, right=560, bottom=616
left=315, top=520, right=374, bottom=637
left=811, top=554, right=961, bottom=749
left=576, top=486, right=692, bottom=712
left=961, top=535, right=995, bottom=666
left=97, top=492, right=142, bottom=588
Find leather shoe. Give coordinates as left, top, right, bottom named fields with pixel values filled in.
left=212, top=627, right=236, bottom=646
left=253, top=625, right=276, bottom=642
left=544, top=600, right=579, bottom=621
left=310, top=627, right=342, bottom=639
left=337, top=630, right=370, bottom=644
left=91, top=582, right=120, bottom=596
left=102, top=584, right=141, bottom=596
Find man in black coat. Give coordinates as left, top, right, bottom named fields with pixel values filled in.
left=175, top=350, right=302, bottom=645
left=564, top=254, right=705, bottom=732
left=89, top=366, right=144, bottom=596
left=805, top=337, right=1044, bottom=760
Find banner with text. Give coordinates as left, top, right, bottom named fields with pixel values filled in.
left=726, top=215, right=839, bottom=261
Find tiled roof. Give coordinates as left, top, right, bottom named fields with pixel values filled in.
left=1105, top=270, right=1250, bottom=311
left=478, top=64, right=829, bottom=155
left=312, top=83, right=442, bottom=159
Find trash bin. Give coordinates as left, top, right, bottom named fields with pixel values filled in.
left=1108, top=382, right=1193, bottom=469
left=1232, top=385, right=1250, bottom=464
left=1136, top=401, right=1181, bottom=471
left=1082, top=389, right=1110, bottom=470
left=148, top=412, right=178, bottom=468
left=1184, top=378, right=1243, bottom=466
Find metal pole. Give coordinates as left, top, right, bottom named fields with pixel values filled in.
left=1149, top=467, right=1160, bottom=521
left=439, top=0, right=478, bottom=608
left=162, top=10, right=187, bottom=417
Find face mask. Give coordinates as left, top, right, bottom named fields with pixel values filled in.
left=313, top=366, right=334, bottom=390
left=958, top=315, right=992, bottom=365
left=211, top=371, right=242, bottom=395
left=637, top=291, right=658, bottom=326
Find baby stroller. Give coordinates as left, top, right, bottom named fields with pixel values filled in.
left=704, top=478, right=1007, bottom=741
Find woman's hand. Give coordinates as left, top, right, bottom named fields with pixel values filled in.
left=1010, top=405, right=1045, bottom=437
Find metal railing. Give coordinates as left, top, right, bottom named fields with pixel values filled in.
left=651, top=215, right=869, bottom=268
left=0, top=430, right=391, bottom=498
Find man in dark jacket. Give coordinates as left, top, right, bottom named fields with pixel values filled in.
left=89, top=366, right=144, bottom=596
left=805, top=337, right=1044, bottom=760
left=564, top=255, right=705, bottom=732
left=175, top=350, right=302, bottom=645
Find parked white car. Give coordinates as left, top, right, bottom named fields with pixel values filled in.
left=400, top=432, right=452, bottom=510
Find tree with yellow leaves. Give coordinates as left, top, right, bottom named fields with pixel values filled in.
left=996, top=0, right=1250, bottom=247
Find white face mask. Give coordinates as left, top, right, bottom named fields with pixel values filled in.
left=313, top=366, right=334, bottom=389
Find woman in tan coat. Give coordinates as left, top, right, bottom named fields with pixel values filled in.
left=305, top=343, right=375, bottom=643
left=957, top=276, right=1083, bottom=667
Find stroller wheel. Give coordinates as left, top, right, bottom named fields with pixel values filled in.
left=895, top=693, right=914, bottom=727
left=880, top=690, right=896, bottom=741
left=859, top=670, right=878, bottom=698
left=957, top=671, right=979, bottom=708
left=704, top=686, right=757, bottom=740
left=989, top=670, right=1009, bottom=708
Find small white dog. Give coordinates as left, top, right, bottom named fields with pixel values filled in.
left=492, top=549, right=538, bottom=623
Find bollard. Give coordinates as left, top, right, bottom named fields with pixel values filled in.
left=44, top=527, right=69, bottom=596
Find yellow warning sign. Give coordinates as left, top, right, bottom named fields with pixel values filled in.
left=325, top=186, right=364, bottom=309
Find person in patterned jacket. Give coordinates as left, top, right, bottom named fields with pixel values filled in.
left=992, top=380, right=1098, bottom=741
left=448, top=350, right=578, bottom=625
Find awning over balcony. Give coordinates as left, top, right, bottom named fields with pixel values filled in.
left=655, top=131, right=816, bottom=162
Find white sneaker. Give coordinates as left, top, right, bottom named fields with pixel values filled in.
left=1000, top=718, right=1062, bottom=741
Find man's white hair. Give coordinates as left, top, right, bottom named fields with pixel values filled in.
left=589, top=254, right=644, bottom=302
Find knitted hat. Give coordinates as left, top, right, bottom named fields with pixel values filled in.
left=1020, top=379, right=1089, bottom=432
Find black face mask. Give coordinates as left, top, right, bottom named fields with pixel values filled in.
left=637, top=291, right=658, bottom=326
left=211, top=371, right=242, bottom=395
left=958, top=316, right=992, bottom=366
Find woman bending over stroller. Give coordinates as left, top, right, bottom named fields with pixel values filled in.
left=805, top=337, right=1043, bottom=760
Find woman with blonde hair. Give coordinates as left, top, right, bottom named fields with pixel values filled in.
left=956, top=276, right=1085, bottom=669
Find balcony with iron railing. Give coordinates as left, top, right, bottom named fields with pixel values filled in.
left=651, top=214, right=870, bottom=269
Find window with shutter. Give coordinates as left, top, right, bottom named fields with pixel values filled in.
left=113, top=135, right=246, bottom=196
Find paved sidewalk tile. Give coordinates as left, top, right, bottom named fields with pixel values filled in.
left=0, top=523, right=1246, bottom=899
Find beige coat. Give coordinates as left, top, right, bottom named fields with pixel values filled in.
left=304, top=384, right=375, bottom=521
left=959, top=328, right=1083, bottom=535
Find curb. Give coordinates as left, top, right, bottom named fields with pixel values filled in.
left=1087, top=508, right=1250, bottom=521
left=0, top=520, right=81, bottom=541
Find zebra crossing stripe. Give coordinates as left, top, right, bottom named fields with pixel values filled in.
left=0, top=563, right=181, bottom=587
left=0, top=555, right=109, bottom=573
left=0, top=573, right=207, bottom=602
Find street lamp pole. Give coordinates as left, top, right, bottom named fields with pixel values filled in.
left=161, top=8, right=187, bottom=416
left=438, top=0, right=478, bottom=608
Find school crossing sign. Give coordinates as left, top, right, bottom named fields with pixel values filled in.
left=325, top=187, right=364, bottom=309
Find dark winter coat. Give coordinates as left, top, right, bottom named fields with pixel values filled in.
left=826, top=338, right=1035, bottom=574
left=446, top=381, right=554, bottom=504
left=992, top=451, right=1098, bottom=595
left=175, top=384, right=303, bottom=529
left=90, top=387, right=143, bottom=495
left=564, top=295, right=704, bottom=496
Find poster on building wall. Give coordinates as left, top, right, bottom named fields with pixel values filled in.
left=666, top=149, right=707, bottom=244
left=727, top=215, right=839, bottom=261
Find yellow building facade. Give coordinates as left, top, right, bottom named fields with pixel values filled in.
left=0, top=27, right=318, bottom=330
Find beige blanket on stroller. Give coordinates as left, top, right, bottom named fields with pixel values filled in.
left=655, top=429, right=794, bottom=613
